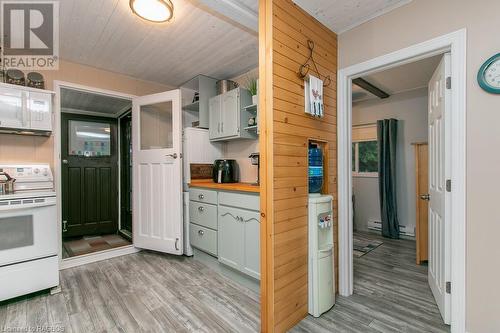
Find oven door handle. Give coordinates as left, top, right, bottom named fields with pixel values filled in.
left=0, top=201, right=56, bottom=211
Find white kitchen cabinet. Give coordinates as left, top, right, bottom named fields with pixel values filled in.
left=189, top=188, right=218, bottom=255
left=181, top=75, right=218, bottom=129
left=217, top=191, right=260, bottom=280
left=218, top=206, right=245, bottom=270
left=209, top=87, right=256, bottom=141
left=208, top=95, right=221, bottom=139
left=189, top=186, right=260, bottom=280
left=243, top=214, right=260, bottom=279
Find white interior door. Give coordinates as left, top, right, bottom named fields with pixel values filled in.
left=132, top=89, right=183, bottom=254
left=428, top=53, right=451, bottom=324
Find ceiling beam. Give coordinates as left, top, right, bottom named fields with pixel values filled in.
left=352, top=78, right=390, bottom=99
left=192, top=0, right=258, bottom=34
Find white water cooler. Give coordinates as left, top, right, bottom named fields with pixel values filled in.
left=308, top=194, right=335, bottom=317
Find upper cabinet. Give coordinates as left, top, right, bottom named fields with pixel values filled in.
left=0, top=83, right=53, bottom=135
left=181, top=75, right=218, bottom=129
left=209, top=87, right=256, bottom=141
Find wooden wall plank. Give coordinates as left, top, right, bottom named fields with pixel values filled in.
left=260, top=0, right=337, bottom=331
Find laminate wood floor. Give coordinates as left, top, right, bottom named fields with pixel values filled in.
left=292, top=232, right=451, bottom=333
left=0, top=251, right=260, bottom=333
left=0, top=233, right=451, bottom=333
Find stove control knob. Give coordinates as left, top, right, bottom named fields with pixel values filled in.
left=43, top=169, right=48, bottom=176
left=34, top=168, right=40, bottom=174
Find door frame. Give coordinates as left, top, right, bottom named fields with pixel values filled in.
left=337, top=29, right=466, bottom=332
left=53, top=81, right=138, bottom=269
left=118, top=110, right=133, bottom=238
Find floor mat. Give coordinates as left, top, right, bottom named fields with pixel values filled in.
left=63, top=234, right=131, bottom=258
left=353, top=233, right=383, bottom=257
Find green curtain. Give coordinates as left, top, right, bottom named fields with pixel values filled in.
left=377, top=119, right=399, bottom=239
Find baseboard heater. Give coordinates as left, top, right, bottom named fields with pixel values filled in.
left=367, top=220, right=415, bottom=237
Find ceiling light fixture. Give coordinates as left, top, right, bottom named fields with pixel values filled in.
left=130, top=0, right=173, bottom=23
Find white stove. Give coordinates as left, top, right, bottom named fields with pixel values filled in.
left=0, top=164, right=58, bottom=301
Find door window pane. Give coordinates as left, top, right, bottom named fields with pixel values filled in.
left=0, top=216, right=33, bottom=251
left=140, top=101, right=173, bottom=150
left=69, top=120, right=111, bottom=157
left=358, top=141, right=378, bottom=173
left=352, top=144, right=356, bottom=172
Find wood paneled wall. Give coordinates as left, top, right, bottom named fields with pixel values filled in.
left=259, top=0, right=338, bottom=331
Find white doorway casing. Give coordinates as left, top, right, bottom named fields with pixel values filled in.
left=53, top=81, right=138, bottom=270
left=337, top=29, right=466, bottom=333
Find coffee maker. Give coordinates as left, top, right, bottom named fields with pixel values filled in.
left=249, top=153, right=260, bottom=185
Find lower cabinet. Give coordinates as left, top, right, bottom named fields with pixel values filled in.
left=218, top=205, right=260, bottom=280
left=189, top=223, right=217, bottom=256
left=218, top=206, right=244, bottom=269
left=189, top=187, right=260, bottom=280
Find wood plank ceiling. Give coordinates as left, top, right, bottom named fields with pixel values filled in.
left=59, top=0, right=258, bottom=86
left=61, top=88, right=131, bottom=116
left=292, top=0, right=413, bottom=33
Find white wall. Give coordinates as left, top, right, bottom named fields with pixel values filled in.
left=352, top=89, right=428, bottom=236
left=338, top=0, right=500, bottom=330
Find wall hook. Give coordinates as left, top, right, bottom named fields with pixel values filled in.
left=298, top=40, right=332, bottom=87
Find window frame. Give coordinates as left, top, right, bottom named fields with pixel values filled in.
left=352, top=139, right=379, bottom=178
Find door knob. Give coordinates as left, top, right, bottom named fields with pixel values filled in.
left=420, top=194, right=430, bottom=201
left=62, top=159, right=68, bottom=164
left=166, top=153, right=178, bottom=159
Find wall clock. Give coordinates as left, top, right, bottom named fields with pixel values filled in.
left=477, top=53, right=500, bottom=94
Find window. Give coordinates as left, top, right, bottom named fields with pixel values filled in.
left=352, top=140, right=378, bottom=177
left=68, top=120, right=111, bottom=157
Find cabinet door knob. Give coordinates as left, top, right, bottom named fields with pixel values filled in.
left=198, top=194, right=204, bottom=200
left=198, top=230, right=204, bottom=236
left=198, top=206, right=204, bottom=212
left=62, top=159, right=68, bottom=164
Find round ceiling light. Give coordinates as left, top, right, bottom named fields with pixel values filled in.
left=130, top=0, right=173, bottom=23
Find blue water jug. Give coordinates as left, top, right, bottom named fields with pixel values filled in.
left=308, top=144, right=323, bottom=193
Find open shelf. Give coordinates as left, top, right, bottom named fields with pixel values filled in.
left=243, top=104, right=258, bottom=112
left=183, top=101, right=200, bottom=112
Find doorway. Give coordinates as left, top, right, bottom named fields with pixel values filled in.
left=337, top=30, right=466, bottom=332
left=59, top=86, right=133, bottom=259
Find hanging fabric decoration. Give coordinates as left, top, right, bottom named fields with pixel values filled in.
left=299, top=40, right=330, bottom=118
left=305, top=75, right=324, bottom=117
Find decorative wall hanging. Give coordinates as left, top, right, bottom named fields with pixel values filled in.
left=298, top=40, right=332, bottom=87
left=299, top=40, right=331, bottom=118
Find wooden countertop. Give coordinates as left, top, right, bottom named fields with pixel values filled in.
left=189, top=179, right=260, bottom=193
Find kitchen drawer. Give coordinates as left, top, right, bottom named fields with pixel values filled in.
left=189, top=188, right=217, bottom=205
left=189, top=201, right=217, bottom=230
left=190, top=223, right=217, bottom=256
left=219, top=191, right=259, bottom=211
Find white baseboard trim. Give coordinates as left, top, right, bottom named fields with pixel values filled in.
left=60, top=245, right=140, bottom=270
left=367, top=220, right=415, bottom=237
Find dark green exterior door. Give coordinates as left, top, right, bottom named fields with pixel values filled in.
left=61, top=113, right=118, bottom=238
